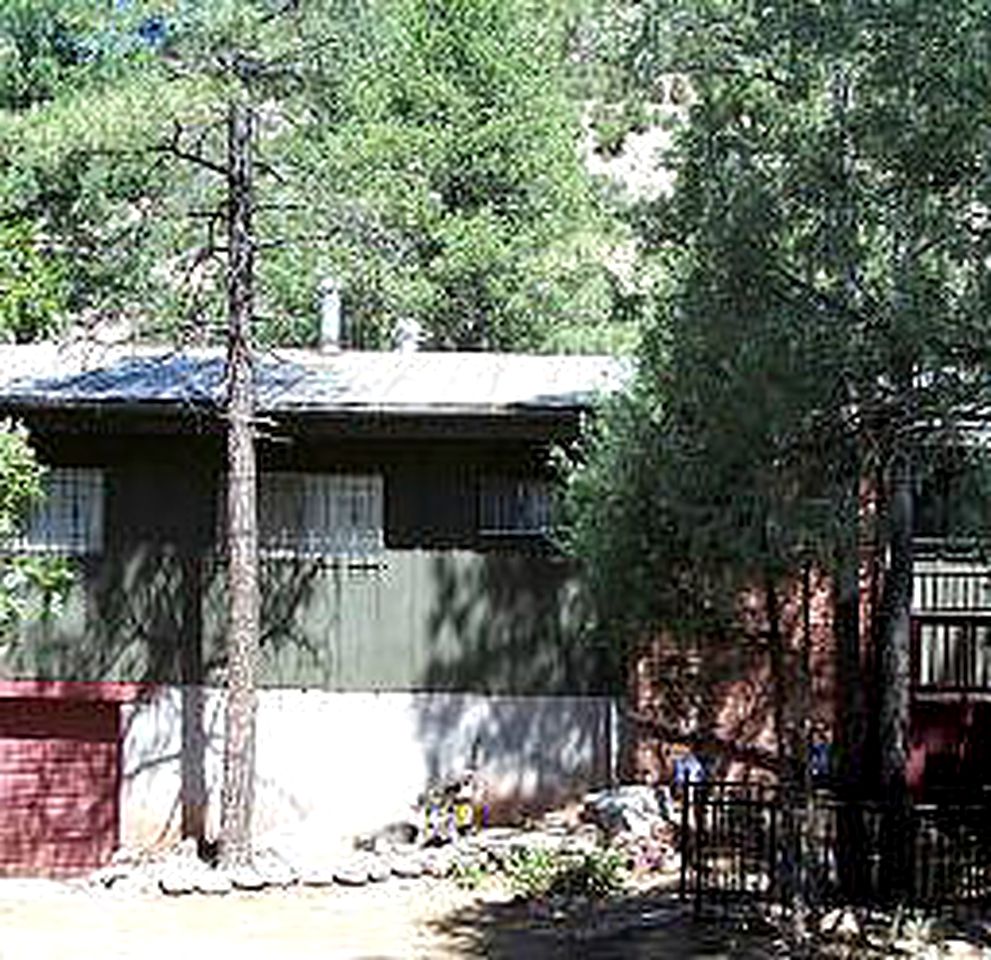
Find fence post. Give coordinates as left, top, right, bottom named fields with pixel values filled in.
left=694, top=782, right=705, bottom=917
left=680, top=780, right=690, bottom=902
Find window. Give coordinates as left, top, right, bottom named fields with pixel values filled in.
left=479, top=477, right=551, bottom=537
left=257, top=472, right=384, bottom=560
left=12, top=467, right=104, bottom=555
left=916, top=618, right=991, bottom=690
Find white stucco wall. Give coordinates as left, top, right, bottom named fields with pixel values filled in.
left=120, top=687, right=616, bottom=853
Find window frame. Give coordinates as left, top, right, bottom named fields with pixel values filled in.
left=477, top=475, right=552, bottom=539
left=219, top=471, right=386, bottom=563
left=9, top=466, right=105, bottom=556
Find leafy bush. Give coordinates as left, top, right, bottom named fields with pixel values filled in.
left=505, top=846, right=626, bottom=900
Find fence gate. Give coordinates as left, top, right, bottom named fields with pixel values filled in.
left=679, top=782, right=991, bottom=915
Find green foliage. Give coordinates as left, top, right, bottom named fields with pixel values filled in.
left=449, top=854, right=491, bottom=890
left=0, top=0, right=92, bottom=109
left=0, top=420, right=43, bottom=533
left=0, top=0, right=631, bottom=352
left=0, top=421, right=73, bottom=635
left=565, top=0, right=991, bottom=644
left=505, top=845, right=626, bottom=900
left=505, top=845, right=558, bottom=897
left=260, top=0, right=619, bottom=351
left=0, top=220, right=68, bottom=341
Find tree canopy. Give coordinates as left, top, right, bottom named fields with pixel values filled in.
left=564, top=0, right=991, bottom=786
left=0, top=0, right=634, bottom=352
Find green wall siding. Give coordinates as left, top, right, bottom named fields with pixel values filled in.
left=198, top=550, right=602, bottom=693
left=1, top=426, right=609, bottom=695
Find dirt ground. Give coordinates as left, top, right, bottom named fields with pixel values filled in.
left=0, top=876, right=771, bottom=960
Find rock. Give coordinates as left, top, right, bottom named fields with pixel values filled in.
left=541, top=811, right=574, bottom=832
left=299, top=864, right=337, bottom=887
left=942, top=939, right=982, bottom=958
left=333, top=861, right=369, bottom=886
left=194, top=870, right=232, bottom=895
left=159, top=868, right=195, bottom=896
left=893, top=937, right=924, bottom=954
left=356, top=821, right=419, bottom=852
left=820, top=907, right=861, bottom=941
left=254, top=850, right=297, bottom=888
left=583, top=785, right=668, bottom=837
left=229, top=866, right=267, bottom=891
left=571, top=823, right=604, bottom=848
left=367, top=857, right=391, bottom=883
left=390, top=855, right=424, bottom=879
left=422, top=849, right=454, bottom=878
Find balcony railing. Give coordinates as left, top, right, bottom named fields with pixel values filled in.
left=913, top=619, right=991, bottom=691
left=913, top=568, right=991, bottom=614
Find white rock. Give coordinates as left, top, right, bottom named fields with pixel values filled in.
left=194, top=870, right=232, bottom=895
left=820, top=907, right=861, bottom=941
left=390, top=856, right=424, bottom=879
left=300, top=868, right=337, bottom=887
left=367, top=858, right=391, bottom=883
left=942, top=939, right=982, bottom=958
left=333, top=862, right=369, bottom=886
left=159, top=869, right=195, bottom=895
left=229, top=867, right=267, bottom=891
left=254, top=853, right=297, bottom=888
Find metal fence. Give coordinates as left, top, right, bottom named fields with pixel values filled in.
left=679, top=781, right=991, bottom=916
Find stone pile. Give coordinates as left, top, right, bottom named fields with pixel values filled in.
left=581, top=785, right=678, bottom=874
left=87, top=783, right=682, bottom=897
left=816, top=908, right=991, bottom=959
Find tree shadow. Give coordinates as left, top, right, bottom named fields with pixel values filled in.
left=415, top=550, right=618, bottom=819
left=629, top=572, right=839, bottom=784
left=426, top=888, right=777, bottom=959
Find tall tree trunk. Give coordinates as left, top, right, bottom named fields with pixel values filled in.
left=878, top=448, right=913, bottom=789
left=835, top=447, right=866, bottom=789
left=877, top=446, right=914, bottom=900
left=219, top=99, right=260, bottom=870
left=765, top=575, right=789, bottom=779
left=834, top=454, right=869, bottom=902
left=180, top=550, right=206, bottom=842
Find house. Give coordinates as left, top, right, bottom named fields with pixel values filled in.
left=0, top=342, right=627, bottom=875
left=629, top=459, right=991, bottom=800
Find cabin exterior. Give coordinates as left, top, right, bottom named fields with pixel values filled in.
left=0, top=344, right=626, bottom=874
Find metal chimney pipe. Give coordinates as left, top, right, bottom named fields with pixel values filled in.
left=317, top=277, right=341, bottom=351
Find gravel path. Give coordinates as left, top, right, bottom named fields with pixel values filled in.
left=0, top=877, right=498, bottom=960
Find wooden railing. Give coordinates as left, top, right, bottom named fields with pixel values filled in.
left=913, top=619, right=991, bottom=691
left=913, top=567, right=991, bottom=692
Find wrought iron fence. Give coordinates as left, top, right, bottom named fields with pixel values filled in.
left=679, top=781, right=991, bottom=916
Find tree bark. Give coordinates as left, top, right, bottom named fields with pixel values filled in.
left=219, top=99, right=260, bottom=871
left=877, top=446, right=914, bottom=900
left=879, top=448, right=913, bottom=793
left=764, top=575, right=791, bottom=778
left=835, top=452, right=866, bottom=789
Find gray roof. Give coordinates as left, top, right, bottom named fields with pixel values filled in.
left=0, top=344, right=629, bottom=417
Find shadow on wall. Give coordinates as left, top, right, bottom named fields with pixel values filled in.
left=630, top=571, right=837, bottom=786
left=414, top=551, right=618, bottom=820
left=119, top=554, right=332, bottom=846
left=202, top=556, right=335, bottom=686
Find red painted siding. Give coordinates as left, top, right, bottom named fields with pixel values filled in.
left=0, top=699, right=119, bottom=876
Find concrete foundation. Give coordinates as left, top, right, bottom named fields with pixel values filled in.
left=120, top=687, right=616, bottom=851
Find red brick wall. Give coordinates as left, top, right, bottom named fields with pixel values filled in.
left=627, top=567, right=838, bottom=787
